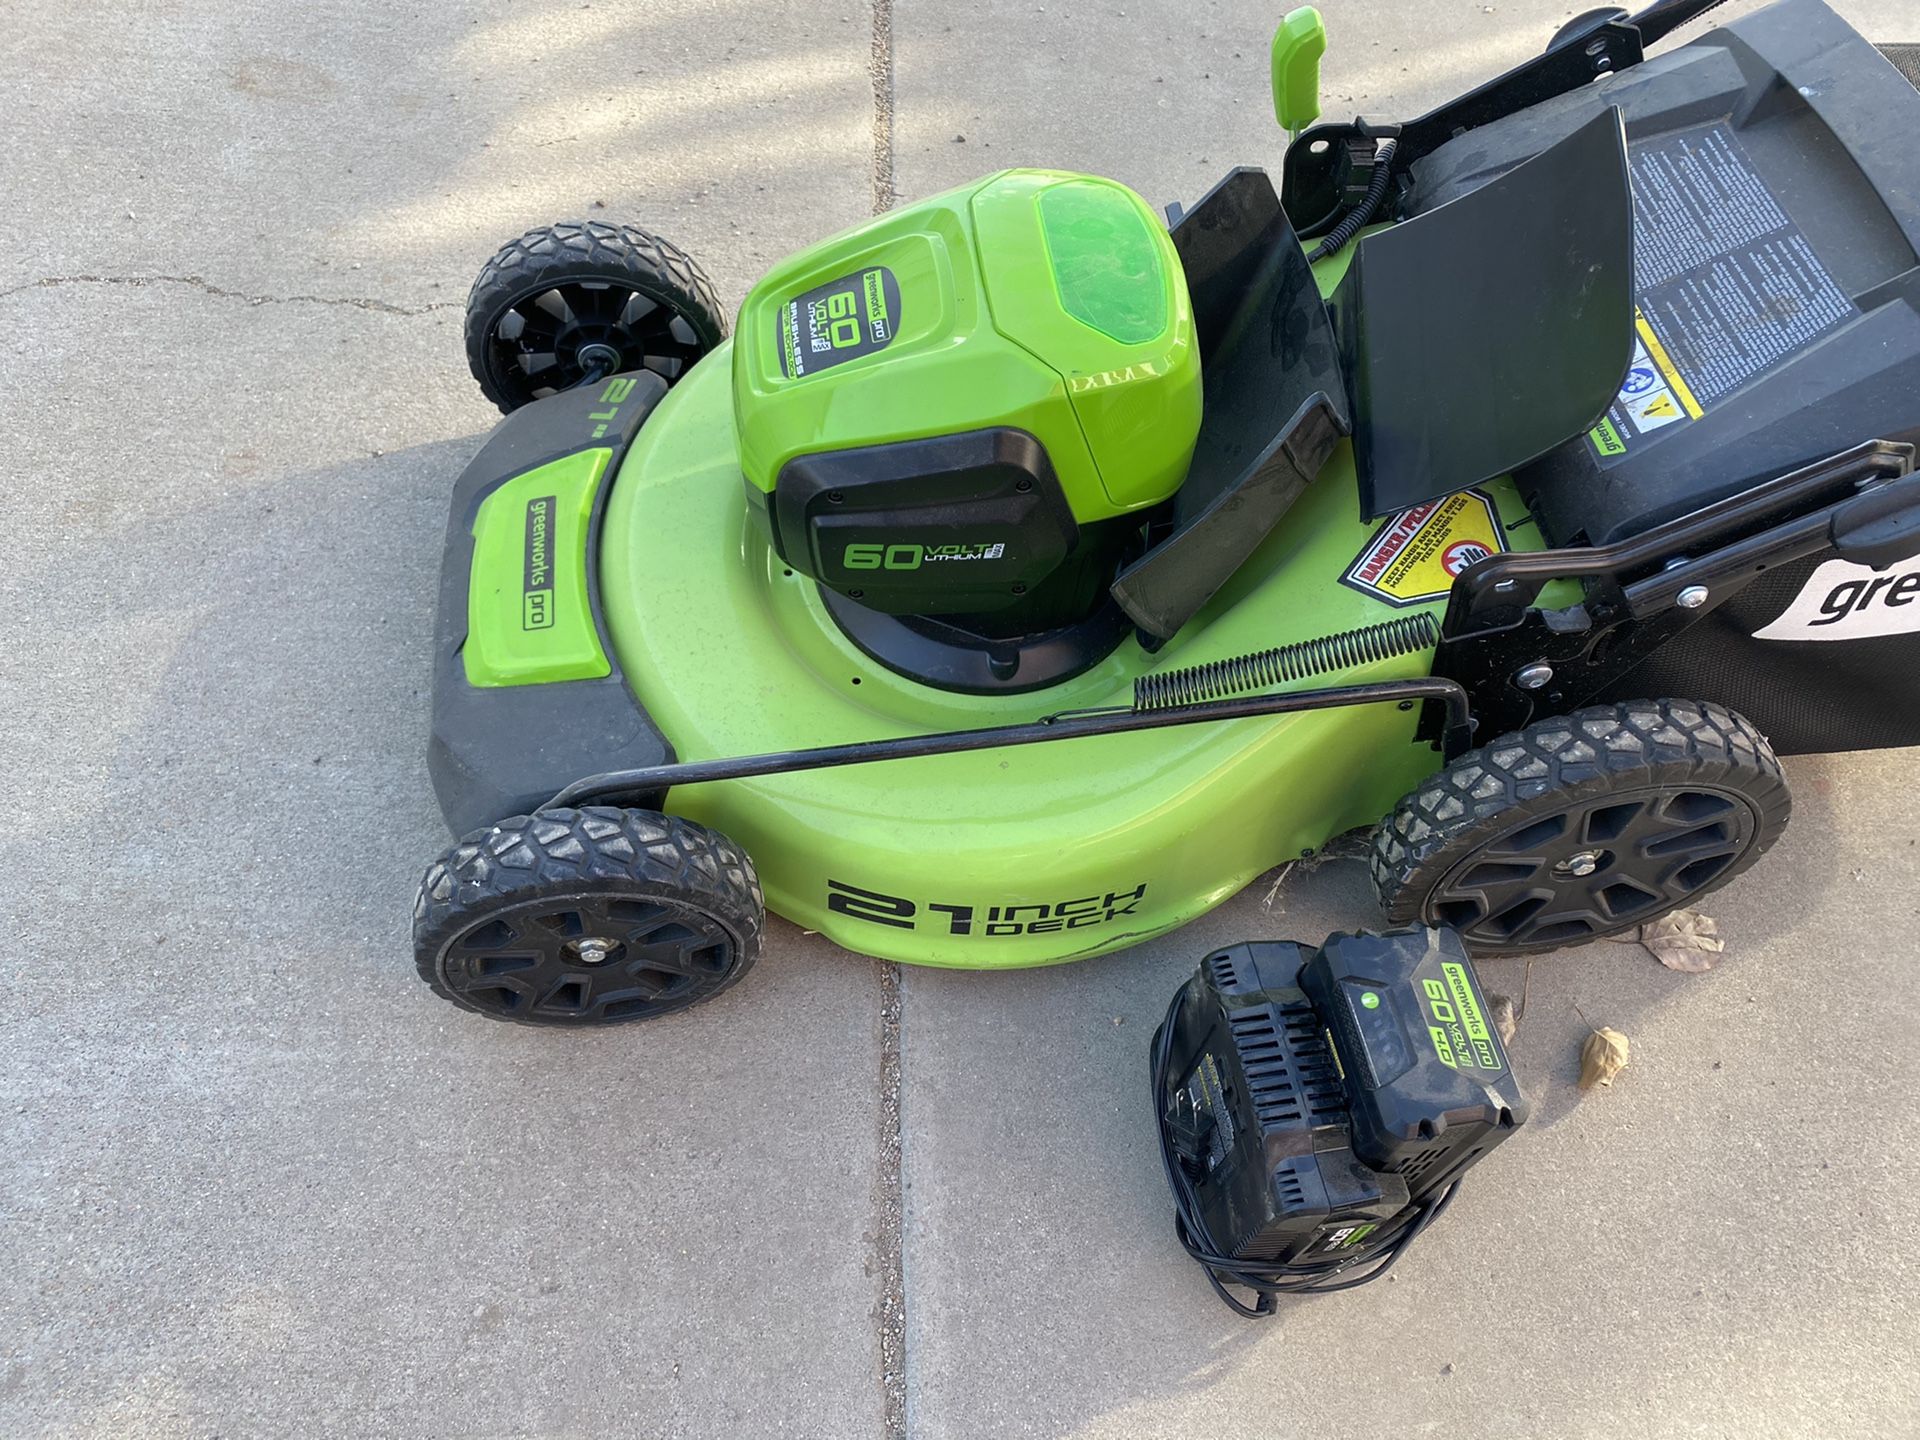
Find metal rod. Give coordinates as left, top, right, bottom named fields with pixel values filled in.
left=544, top=678, right=1472, bottom=810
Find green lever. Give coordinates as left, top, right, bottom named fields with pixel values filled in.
left=1271, top=6, right=1327, bottom=138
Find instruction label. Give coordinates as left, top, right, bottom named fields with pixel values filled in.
left=1589, top=124, right=1857, bottom=463
left=1341, top=489, right=1508, bottom=608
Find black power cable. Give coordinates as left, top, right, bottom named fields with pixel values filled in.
left=1305, top=136, right=1399, bottom=265
left=1150, top=978, right=1462, bottom=1317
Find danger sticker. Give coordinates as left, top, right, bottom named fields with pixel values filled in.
left=1341, top=489, right=1508, bottom=608
left=1753, top=557, right=1920, bottom=642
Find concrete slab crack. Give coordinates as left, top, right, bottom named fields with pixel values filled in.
left=0, top=273, right=459, bottom=316
left=869, top=0, right=896, bottom=216
left=867, top=6, right=906, bottom=1436
left=872, top=958, right=906, bottom=1440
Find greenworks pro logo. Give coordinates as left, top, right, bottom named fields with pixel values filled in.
left=522, top=494, right=556, bottom=630
left=778, top=266, right=903, bottom=379
left=843, top=541, right=1007, bottom=571
left=1421, top=961, right=1502, bottom=1071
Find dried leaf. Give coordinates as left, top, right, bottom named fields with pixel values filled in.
left=1641, top=909, right=1724, bottom=973
left=1486, top=991, right=1518, bottom=1047
left=1578, top=1027, right=1630, bottom=1090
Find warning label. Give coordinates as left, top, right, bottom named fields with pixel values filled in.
left=1589, top=123, right=1858, bottom=464
left=1341, top=489, right=1508, bottom=608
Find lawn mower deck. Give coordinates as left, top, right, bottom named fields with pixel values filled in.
left=416, top=0, right=1920, bottom=1027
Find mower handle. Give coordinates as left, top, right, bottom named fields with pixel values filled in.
left=543, top=677, right=1475, bottom=810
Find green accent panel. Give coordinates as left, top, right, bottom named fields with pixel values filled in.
left=1272, top=6, right=1327, bottom=133
left=1035, top=181, right=1168, bottom=344
left=973, top=171, right=1201, bottom=511
left=463, top=448, right=612, bottom=688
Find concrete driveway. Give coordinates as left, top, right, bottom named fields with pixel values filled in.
left=3, top=2, right=1915, bottom=1436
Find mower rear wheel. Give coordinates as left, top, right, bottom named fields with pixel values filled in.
left=466, top=219, right=727, bottom=413
left=1370, top=699, right=1790, bottom=955
left=414, top=807, right=763, bottom=1026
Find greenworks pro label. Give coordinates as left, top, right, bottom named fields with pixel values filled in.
left=778, top=265, right=902, bottom=379
left=521, top=494, right=557, bottom=630
left=463, top=447, right=613, bottom=689
left=1421, top=962, right=1504, bottom=1072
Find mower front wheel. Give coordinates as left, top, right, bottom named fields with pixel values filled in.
left=466, top=219, right=727, bottom=413
left=414, top=807, right=764, bottom=1026
left=1371, top=699, right=1791, bottom=955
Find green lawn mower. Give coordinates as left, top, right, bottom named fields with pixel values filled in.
left=416, top=0, right=1920, bottom=1030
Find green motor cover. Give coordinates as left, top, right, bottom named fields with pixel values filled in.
left=732, top=170, right=1202, bottom=525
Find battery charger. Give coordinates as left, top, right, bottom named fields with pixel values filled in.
left=1151, top=926, right=1526, bottom=1315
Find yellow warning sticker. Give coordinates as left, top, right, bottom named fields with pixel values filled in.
left=1341, top=489, right=1508, bottom=608
left=1636, top=311, right=1703, bottom=419
left=1587, top=308, right=1705, bottom=461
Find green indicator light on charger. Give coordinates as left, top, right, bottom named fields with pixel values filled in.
left=1360, top=991, right=1381, bottom=1010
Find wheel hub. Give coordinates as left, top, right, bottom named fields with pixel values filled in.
left=1554, top=850, right=1605, bottom=878
left=569, top=935, right=624, bottom=966
left=573, top=340, right=625, bottom=377
left=1428, top=785, right=1758, bottom=950
left=484, top=279, right=711, bottom=406
left=436, top=891, right=737, bottom=1024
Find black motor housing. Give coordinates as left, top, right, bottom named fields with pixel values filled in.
left=1156, top=927, right=1525, bottom=1279
left=760, top=427, right=1134, bottom=626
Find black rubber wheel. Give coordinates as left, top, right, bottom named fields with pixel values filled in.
left=1370, top=699, right=1790, bottom=955
left=414, top=807, right=763, bottom=1026
left=465, top=220, right=727, bottom=413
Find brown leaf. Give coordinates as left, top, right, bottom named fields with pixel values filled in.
left=1641, top=909, right=1724, bottom=973
left=1578, top=1027, right=1630, bottom=1090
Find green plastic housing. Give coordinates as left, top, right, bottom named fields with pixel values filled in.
left=463, top=446, right=612, bottom=687
left=731, top=170, right=1202, bottom=523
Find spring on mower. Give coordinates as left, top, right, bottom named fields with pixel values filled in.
left=1132, top=613, right=1439, bottom=711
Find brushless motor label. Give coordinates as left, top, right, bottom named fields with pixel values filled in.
left=777, top=265, right=902, bottom=379
left=1589, top=124, right=1858, bottom=463
left=1340, top=489, right=1508, bottom=607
